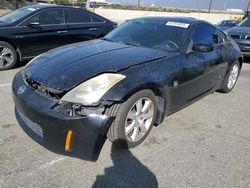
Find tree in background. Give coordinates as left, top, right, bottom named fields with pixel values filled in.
left=6, top=0, right=26, bottom=9
left=53, top=0, right=69, bottom=5
left=77, top=0, right=86, bottom=6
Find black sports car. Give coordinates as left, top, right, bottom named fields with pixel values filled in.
left=0, top=4, right=117, bottom=70
left=13, top=17, right=243, bottom=161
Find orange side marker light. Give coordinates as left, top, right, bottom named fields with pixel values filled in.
left=65, top=130, right=73, bottom=152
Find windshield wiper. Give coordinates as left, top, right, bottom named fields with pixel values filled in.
left=123, top=42, right=141, bottom=47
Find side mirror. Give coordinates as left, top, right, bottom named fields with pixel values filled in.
left=192, top=44, right=213, bottom=52
left=28, top=22, right=40, bottom=28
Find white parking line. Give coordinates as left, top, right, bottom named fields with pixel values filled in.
left=39, top=157, right=67, bottom=169
left=0, top=83, right=11, bottom=87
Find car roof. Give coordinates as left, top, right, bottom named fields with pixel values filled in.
left=21, top=4, right=80, bottom=10
left=132, top=16, right=212, bottom=26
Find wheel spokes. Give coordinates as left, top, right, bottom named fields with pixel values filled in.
left=1, top=48, right=11, bottom=56
left=227, top=64, right=239, bottom=89
left=0, top=58, right=5, bottom=68
left=3, top=56, right=12, bottom=64
left=127, top=110, right=136, bottom=120
left=125, top=97, right=155, bottom=143
left=131, top=127, right=139, bottom=141
left=143, top=111, right=154, bottom=120
left=0, top=46, right=13, bottom=68
left=135, top=99, right=143, bottom=115
left=141, top=100, right=152, bottom=113
left=125, top=121, right=135, bottom=136
left=139, top=123, right=148, bottom=134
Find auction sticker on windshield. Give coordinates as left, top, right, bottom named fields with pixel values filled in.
left=166, top=21, right=190, bottom=28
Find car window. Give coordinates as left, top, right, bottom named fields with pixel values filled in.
left=218, top=31, right=226, bottom=43
left=238, top=16, right=250, bottom=27
left=65, top=9, right=91, bottom=23
left=91, top=15, right=104, bottom=23
left=192, top=23, right=218, bottom=44
left=104, top=19, right=190, bottom=52
left=24, top=9, right=64, bottom=25
left=0, top=7, right=39, bottom=23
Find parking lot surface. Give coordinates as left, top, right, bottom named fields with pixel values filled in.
left=0, top=61, right=250, bottom=188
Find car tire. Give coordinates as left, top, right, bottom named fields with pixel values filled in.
left=0, top=41, right=18, bottom=71
left=106, top=89, right=157, bottom=149
left=219, top=60, right=240, bottom=93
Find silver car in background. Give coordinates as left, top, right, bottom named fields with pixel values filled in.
left=227, top=16, right=250, bottom=56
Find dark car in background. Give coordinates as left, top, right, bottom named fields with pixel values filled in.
left=227, top=16, right=250, bottom=56
left=0, top=4, right=117, bottom=70
left=13, top=17, right=242, bottom=161
left=216, top=20, right=240, bottom=31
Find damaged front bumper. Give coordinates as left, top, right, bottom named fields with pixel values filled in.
left=12, top=71, right=114, bottom=161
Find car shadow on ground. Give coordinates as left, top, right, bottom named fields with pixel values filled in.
left=15, top=60, right=29, bottom=69
left=92, top=140, right=158, bottom=188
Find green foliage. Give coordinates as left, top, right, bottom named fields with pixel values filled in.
left=53, top=0, right=69, bottom=5
left=6, top=0, right=26, bottom=9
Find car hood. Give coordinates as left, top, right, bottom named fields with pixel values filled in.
left=227, top=26, right=250, bottom=35
left=25, top=39, right=168, bottom=91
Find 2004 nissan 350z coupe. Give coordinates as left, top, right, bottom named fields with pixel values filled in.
left=13, top=17, right=243, bottom=161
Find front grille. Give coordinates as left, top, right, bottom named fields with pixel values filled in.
left=25, top=74, right=65, bottom=99
left=231, top=34, right=240, bottom=39
left=231, top=34, right=250, bottom=40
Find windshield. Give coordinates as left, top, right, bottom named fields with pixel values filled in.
left=238, top=17, right=250, bottom=27
left=218, top=20, right=238, bottom=27
left=0, top=7, right=39, bottom=23
left=104, top=19, right=190, bottom=52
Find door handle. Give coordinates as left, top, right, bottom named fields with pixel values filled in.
left=57, top=30, right=68, bottom=34
left=88, top=28, right=98, bottom=31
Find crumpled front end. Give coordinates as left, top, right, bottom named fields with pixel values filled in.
left=12, top=70, right=114, bottom=161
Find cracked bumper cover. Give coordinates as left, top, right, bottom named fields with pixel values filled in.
left=12, top=71, right=114, bottom=161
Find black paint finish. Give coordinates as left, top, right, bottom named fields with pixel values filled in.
left=12, top=17, right=242, bottom=161
left=0, top=4, right=116, bottom=61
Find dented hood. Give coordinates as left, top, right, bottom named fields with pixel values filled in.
left=25, top=39, right=167, bottom=91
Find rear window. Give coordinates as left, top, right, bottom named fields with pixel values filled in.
left=91, top=15, right=104, bottom=23
left=25, top=9, right=64, bottom=25
left=65, top=9, right=91, bottom=23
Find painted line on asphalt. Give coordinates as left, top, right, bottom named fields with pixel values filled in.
left=39, top=157, right=67, bottom=169
left=0, top=83, right=11, bottom=87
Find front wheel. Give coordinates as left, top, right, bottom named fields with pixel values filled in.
left=219, top=60, right=240, bottom=93
left=106, top=89, right=157, bottom=149
left=0, top=41, right=18, bottom=71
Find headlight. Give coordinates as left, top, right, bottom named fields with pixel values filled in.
left=61, top=73, right=126, bottom=105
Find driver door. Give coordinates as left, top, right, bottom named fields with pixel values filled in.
left=15, top=9, right=67, bottom=58
left=178, top=23, right=226, bottom=105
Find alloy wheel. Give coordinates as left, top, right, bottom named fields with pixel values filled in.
left=0, top=46, right=14, bottom=69
left=124, top=97, right=155, bottom=142
left=227, top=64, right=239, bottom=89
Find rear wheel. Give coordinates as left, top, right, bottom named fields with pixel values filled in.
left=106, top=89, right=157, bottom=149
left=0, top=41, right=17, bottom=71
left=219, top=60, right=240, bottom=93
